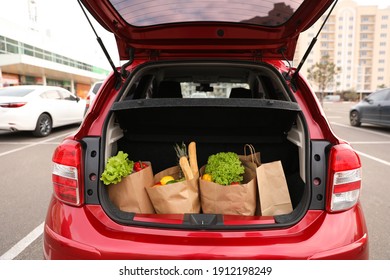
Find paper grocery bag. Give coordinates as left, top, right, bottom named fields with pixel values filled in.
left=238, top=144, right=261, bottom=215
left=146, top=166, right=200, bottom=214
left=238, top=144, right=261, bottom=167
left=108, top=162, right=155, bottom=214
left=199, top=162, right=257, bottom=216
left=257, top=161, right=293, bottom=216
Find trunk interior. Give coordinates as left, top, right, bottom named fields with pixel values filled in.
left=96, top=61, right=310, bottom=229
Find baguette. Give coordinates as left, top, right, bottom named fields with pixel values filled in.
left=188, top=141, right=198, bottom=176
left=179, top=156, right=194, bottom=180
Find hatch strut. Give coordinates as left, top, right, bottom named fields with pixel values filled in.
left=291, top=0, right=338, bottom=88
left=77, top=0, right=121, bottom=81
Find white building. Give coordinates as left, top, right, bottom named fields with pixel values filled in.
left=0, top=0, right=115, bottom=98
left=294, top=0, right=390, bottom=95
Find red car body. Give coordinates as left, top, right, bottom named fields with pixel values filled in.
left=43, top=0, right=368, bottom=259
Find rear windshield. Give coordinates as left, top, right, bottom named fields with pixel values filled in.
left=109, top=0, right=303, bottom=27
left=0, top=87, right=34, bottom=97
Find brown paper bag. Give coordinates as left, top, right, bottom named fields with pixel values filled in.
left=257, top=161, right=293, bottom=216
left=238, top=144, right=261, bottom=166
left=146, top=166, right=200, bottom=214
left=108, top=162, right=155, bottom=213
left=199, top=162, right=257, bottom=216
left=238, top=144, right=261, bottom=215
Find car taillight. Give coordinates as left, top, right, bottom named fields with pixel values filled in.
left=327, top=144, right=362, bottom=212
left=52, top=140, right=84, bottom=206
left=85, top=95, right=90, bottom=108
left=0, top=102, right=27, bottom=108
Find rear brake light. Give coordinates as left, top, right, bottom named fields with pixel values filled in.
left=327, top=144, right=362, bottom=212
left=52, top=140, right=84, bottom=206
left=0, top=102, right=27, bottom=108
left=85, top=95, right=90, bottom=108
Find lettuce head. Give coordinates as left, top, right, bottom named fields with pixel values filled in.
left=100, top=151, right=134, bottom=185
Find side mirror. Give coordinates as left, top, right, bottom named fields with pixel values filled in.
left=363, top=97, right=372, bottom=104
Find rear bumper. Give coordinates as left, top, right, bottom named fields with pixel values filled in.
left=43, top=198, right=369, bottom=260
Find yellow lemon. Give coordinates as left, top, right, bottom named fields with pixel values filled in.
left=202, top=173, right=212, bottom=182
left=160, top=175, right=175, bottom=185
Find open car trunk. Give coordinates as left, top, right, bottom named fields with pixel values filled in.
left=96, top=61, right=311, bottom=229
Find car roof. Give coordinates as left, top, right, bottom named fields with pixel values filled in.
left=80, top=0, right=336, bottom=61
left=0, top=85, right=72, bottom=96
left=0, top=85, right=68, bottom=91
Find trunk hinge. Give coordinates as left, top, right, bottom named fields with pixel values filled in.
left=279, top=47, right=293, bottom=81
left=120, top=47, right=134, bottom=79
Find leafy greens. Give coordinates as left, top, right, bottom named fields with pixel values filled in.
left=100, top=151, right=134, bottom=185
left=205, top=152, right=244, bottom=186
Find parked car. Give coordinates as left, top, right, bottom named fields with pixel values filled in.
left=350, top=88, right=390, bottom=127
left=84, top=81, right=103, bottom=115
left=0, top=85, right=85, bottom=137
left=44, top=0, right=368, bottom=259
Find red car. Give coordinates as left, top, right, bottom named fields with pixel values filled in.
left=43, top=0, right=368, bottom=259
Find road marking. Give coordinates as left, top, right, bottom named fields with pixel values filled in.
left=0, top=222, right=44, bottom=260
left=0, top=131, right=73, bottom=158
left=328, top=122, right=390, bottom=166
left=349, top=141, right=390, bottom=145
left=0, top=131, right=76, bottom=259
left=355, top=150, right=390, bottom=167
left=330, top=122, right=390, bottom=138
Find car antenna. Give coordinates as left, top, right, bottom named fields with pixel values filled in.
left=77, top=0, right=121, bottom=82
left=291, top=0, right=338, bottom=89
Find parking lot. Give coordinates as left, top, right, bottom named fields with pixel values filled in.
left=0, top=102, right=389, bottom=260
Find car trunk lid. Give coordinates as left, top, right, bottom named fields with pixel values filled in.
left=80, top=0, right=336, bottom=61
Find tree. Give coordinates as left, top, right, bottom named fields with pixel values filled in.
left=307, top=55, right=340, bottom=105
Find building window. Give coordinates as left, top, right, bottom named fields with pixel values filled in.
left=381, top=24, right=387, bottom=29
left=35, top=47, right=44, bottom=59
left=0, top=38, right=5, bottom=53
left=0, top=35, right=108, bottom=76
left=22, top=43, right=34, bottom=56
left=382, top=15, right=388, bottom=20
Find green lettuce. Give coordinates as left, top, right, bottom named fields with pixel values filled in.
left=100, top=151, right=134, bottom=185
left=205, top=152, right=245, bottom=186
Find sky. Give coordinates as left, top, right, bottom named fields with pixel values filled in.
left=0, top=0, right=118, bottom=69
left=0, top=0, right=389, bottom=70
left=354, top=0, right=389, bottom=7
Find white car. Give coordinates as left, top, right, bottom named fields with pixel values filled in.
left=0, top=85, right=86, bottom=137
left=84, top=81, right=103, bottom=115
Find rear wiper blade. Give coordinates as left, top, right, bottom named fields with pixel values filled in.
left=291, top=0, right=338, bottom=87
left=77, top=0, right=121, bottom=81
